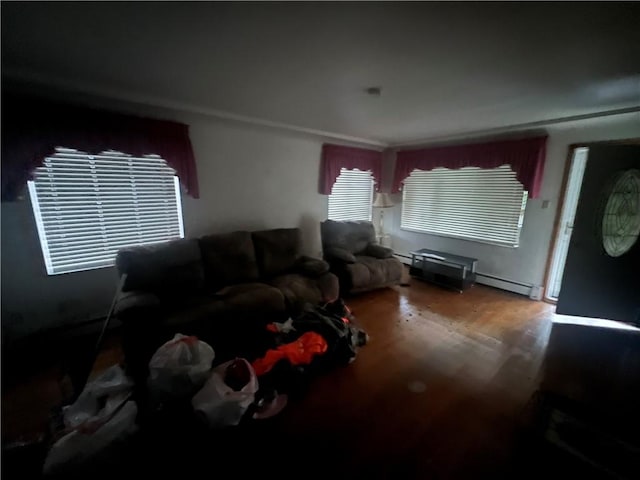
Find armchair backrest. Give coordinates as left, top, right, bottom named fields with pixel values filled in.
left=321, top=220, right=376, bottom=255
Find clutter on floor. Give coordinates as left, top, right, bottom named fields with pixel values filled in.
left=39, top=299, right=367, bottom=475
left=192, top=358, right=258, bottom=428
left=252, top=332, right=328, bottom=376
left=148, top=334, right=215, bottom=399
left=43, top=365, right=137, bottom=476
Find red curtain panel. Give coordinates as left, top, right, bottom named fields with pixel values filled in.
left=319, top=143, right=383, bottom=195
left=1, top=93, right=199, bottom=201
left=392, top=136, right=547, bottom=198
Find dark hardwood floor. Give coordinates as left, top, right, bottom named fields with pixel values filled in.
left=275, top=282, right=554, bottom=478
left=3, top=279, right=638, bottom=478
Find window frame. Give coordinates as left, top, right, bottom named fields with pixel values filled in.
left=27, top=148, right=185, bottom=275
left=327, top=168, right=375, bottom=222
left=400, top=166, right=528, bottom=248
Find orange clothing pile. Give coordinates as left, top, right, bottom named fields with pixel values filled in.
left=252, top=332, right=328, bottom=376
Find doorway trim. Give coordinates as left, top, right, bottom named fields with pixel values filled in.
left=542, top=146, right=575, bottom=303
left=542, top=138, right=640, bottom=303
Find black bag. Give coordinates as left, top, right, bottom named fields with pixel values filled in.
left=291, top=303, right=363, bottom=369
left=254, top=301, right=367, bottom=400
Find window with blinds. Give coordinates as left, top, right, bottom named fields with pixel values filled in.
left=28, top=148, right=185, bottom=275
left=401, top=165, right=528, bottom=247
left=328, top=168, right=374, bottom=221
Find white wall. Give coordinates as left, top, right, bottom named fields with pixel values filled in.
left=2, top=90, right=637, bottom=339
left=386, top=112, right=640, bottom=294
left=1, top=101, right=345, bottom=339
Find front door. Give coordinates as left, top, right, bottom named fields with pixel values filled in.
left=556, top=144, right=640, bottom=324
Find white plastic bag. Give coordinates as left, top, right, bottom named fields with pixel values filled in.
left=44, top=365, right=137, bottom=475
left=64, top=365, right=133, bottom=430
left=44, top=401, right=138, bottom=475
left=148, top=334, right=215, bottom=398
left=192, top=358, right=258, bottom=428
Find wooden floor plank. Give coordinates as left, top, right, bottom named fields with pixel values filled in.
left=10, top=279, right=637, bottom=477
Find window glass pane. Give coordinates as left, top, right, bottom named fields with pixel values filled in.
left=328, top=168, right=374, bottom=222
left=400, top=165, right=527, bottom=247
left=28, top=148, right=184, bottom=275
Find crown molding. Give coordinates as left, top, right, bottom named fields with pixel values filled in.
left=4, top=67, right=638, bottom=152
left=2, top=67, right=388, bottom=149
left=389, top=106, right=640, bottom=149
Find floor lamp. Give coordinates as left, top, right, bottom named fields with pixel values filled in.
left=372, top=192, right=394, bottom=242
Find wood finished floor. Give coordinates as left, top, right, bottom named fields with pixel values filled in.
left=3, top=280, right=556, bottom=478
left=275, top=282, right=554, bottom=478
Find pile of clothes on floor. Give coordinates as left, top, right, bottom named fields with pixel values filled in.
left=247, top=299, right=368, bottom=419
left=42, top=300, right=367, bottom=475
left=149, top=299, right=368, bottom=426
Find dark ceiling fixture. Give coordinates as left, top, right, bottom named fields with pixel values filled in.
left=365, top=87, right=382, bottom=97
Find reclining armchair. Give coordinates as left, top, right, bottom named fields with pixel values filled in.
left=320, top=220, right=404, bottom=295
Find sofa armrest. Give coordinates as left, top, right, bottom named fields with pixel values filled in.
left=114, top=290, right=161, bottom=320
left=365, top=244, right=394, bottom=259
left=324, top=247, right=357, bottom=264
left=294, top=256, right=330, bottom=277
left=317, top=272, right=339, bottom=304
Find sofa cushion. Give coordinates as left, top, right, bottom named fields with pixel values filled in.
left=270, top=272, right=339, bottom=311
left=293, top=256, right=330, bottom=277
left=348, top=255, right=404, bottom=289
left=324, top=246, right=357, bottom=263
left=218, top=283, right=285, bottom=313
left=365, top=244, right=394, bottom=259
left=252, top=228, right=301, bottom=278
left=164, top=296, right=232, bottom=329
left=321, top=220, right=376, bottom=254
left=199, top=231, right=260, bottom=288
left=117, top=238, right=204, bottom=293
left=114, top=291, right=161, bottom=318
left=164, top=284, right=285, bottom=332
left=270, top=274, right=323, bottom=309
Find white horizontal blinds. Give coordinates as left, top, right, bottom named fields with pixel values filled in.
left=28, top=148, right=185, bottom=275
left=328, top=168, right=374, bottom=221
left=401, top=165, right=528, bottom=247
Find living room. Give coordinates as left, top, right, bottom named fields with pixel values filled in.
left=2, top=2, right=639, bottom=478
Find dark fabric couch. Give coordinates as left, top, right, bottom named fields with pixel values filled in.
left=321, top=220, right=403, bottom=295
left=114, top=228, right=338, bottom=382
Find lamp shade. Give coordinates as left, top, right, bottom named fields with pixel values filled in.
left=372, top=192, right=394, bottom=208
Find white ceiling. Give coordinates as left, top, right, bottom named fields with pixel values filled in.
left=2, top=2, right=639, bottom=145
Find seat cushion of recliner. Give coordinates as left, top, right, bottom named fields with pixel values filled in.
left=162, top=284, right=285, bottom=339
left=348, top=256, right=403, bottom=289
left=215, top=283, right=286, bottom=314
left=163, top=295, right=231, bottom=329
left=269, top=274, right=323, bottom=307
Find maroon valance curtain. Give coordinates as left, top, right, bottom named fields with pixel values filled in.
left=392, top=135, right=548, bottom=198
left=1, top=94, right=199, bottom=201
left=319, top=143, right=383, bottom=194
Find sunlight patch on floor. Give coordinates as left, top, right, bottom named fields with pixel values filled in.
left=552, top=314, right=640, bottom=331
